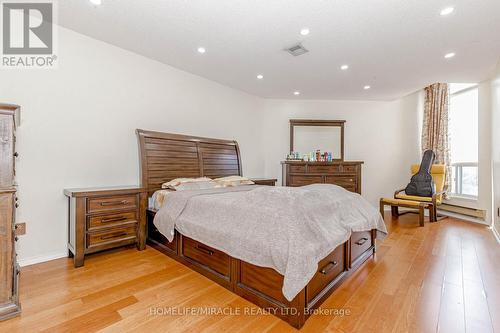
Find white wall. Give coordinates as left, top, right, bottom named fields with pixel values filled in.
left=0, top=27, right=265, bottom=265
left=491, top=61, right=500, bottom=235
left=0, top=26, right=427, bottom=265
left=261, top=93, right=422, bottom=207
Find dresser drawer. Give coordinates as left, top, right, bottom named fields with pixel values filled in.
left=350, top=231, right=372, bottom=265
left=325, top=175, right=356, bottom=185
left=340, top=165, right=359, bottom=173
left=289, top=175, right=323, bottom=186
left=325, top=176, right=357, bottom=192
left=88, top=195, right=137, bottom=213
left=308, top=164, right=340, bottom=173
left=307, top=244, right=345, bottom=303
left=86, top=224, right=137, bottom=248
left=289, top=165, right=306, bottom=173
left=87, top=211, right=137, bottom=230
left=182, top=237, right=230, bottom=277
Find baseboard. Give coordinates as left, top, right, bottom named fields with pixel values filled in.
left=492, top=226, right=500, bottom=244
left=384, top=207, right=489, bottom=225
left=17, top=251, right=67, bottom=267
left=437, top=210, right=489, bottom=225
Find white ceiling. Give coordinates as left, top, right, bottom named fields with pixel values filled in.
left=58, top=0, right=500, bottom=100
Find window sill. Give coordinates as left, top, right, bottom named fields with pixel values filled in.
left=446, top=195, right=478, bottom=202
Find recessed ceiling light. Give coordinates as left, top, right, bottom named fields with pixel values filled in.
left=294, top=91, right=300, bottom=95
left=197, top=47, right=206, bottom=54
left=340, top=65, right=349, bottom=70
left=444, top=52, right=456, bottom=59
left=256, top=74, right=264, bottom=79
left=364, top=85, right=371, bottom=90
left=89, top=0, right=102, bottom=5
left=440, top=7, right=455, bottom=16
left=300, top=28, right=310, bottom=36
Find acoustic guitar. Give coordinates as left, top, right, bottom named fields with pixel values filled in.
left=405, top=150, right=436, bottom=197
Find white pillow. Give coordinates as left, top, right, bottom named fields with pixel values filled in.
left=214, top=176, right=255, bottom=187
left=161, top=177, right=214, bottom=189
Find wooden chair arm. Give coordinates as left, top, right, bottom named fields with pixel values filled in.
left=394, top=188, right=406, bottom=198
left=432, top=187, right=447, bottom=205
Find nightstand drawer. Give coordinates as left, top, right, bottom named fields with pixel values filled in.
left=87, top=224, right=137, bottom=248
left=251, top=178, right=277, bottom=186
left=88, top=195, right=137, bottom=213
left=87, top=211, right=137, bottom=230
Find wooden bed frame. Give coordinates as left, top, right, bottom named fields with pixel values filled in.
left=137, top=129, right=376, bottom=329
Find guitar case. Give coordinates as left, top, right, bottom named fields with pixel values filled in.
left=405, top=150, right=436, bottom=197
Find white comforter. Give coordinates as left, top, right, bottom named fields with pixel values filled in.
left=153, top=184, right=386, bottom=301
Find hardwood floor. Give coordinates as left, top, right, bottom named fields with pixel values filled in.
left=1, top=214, right=499, bottom=333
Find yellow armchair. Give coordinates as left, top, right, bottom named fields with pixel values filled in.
left=394, top=164, right=447, bottom=221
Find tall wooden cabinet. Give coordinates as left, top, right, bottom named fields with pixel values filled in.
left=0, top=104, right=20, bottom=321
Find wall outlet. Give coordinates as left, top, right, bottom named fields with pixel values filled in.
left=15, top=223, right=26, bottom=235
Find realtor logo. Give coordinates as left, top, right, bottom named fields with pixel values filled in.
left=1, top=1, right=57, bottom=68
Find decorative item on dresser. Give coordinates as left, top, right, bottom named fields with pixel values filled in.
left=63, top=186, right=147, bottom=268
left=250, top=178, right=277, bottom=186
left=0, top=103, right=21, bottom=321
left=281, top=161, right=363, bottom=193
left=137, top=129, right=376, bottom=329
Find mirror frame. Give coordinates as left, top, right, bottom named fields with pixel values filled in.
left=289, top=119, right=345, bottom=161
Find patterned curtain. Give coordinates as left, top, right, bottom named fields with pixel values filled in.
left=421, top=83, right=452, bottom=197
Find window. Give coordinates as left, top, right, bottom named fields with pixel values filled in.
left=449, top=83, right=478, bottom=198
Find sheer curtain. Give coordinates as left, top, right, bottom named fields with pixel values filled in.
left=421, top=83, right=452, bottom=196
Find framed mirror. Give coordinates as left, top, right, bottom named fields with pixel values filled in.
left=290, top=119, right=345, bottom=161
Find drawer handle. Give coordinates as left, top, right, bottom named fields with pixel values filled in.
left=100, top=200, right=128, bottom=206
left=101, top=232, right=127, bottom=240
left=101, top=216, right=128, bottom=223
left=355, top=237, right=369, bottom=246
left=319, top=261, right=338, bottom=274
left=195, top=245, right=214, bottom=256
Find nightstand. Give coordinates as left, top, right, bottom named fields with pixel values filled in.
left=64, top=186, right=147, bottom=267
left=251, top=178, right=277, bottom=186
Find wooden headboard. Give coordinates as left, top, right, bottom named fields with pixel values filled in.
left=136, top=129, right=242, bottom=196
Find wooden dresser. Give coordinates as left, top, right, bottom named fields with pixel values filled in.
left=64, top=186, right=147, bottom=267
left=281, top=161, right=363, bottom=194
left=0, top=104, right=20, bottom=321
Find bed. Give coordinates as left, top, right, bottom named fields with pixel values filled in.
left=137, top=129, right=384, bottom=329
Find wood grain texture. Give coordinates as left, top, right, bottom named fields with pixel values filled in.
left=0, top=104, right=20, bottom=321
left=1, top=215, right=498, bottom=332
left=136, top=130, right=242, bottom=196
left=282, top=161, right=363, bottom=194
left=0, top=192, right=14, bottom=301
left=64, top=187, right=147, bottom=267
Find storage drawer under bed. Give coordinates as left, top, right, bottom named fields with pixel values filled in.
left=350, top=231, right=373, bottom=266
left=182, top=237, right=231, bottom=277
left=306, top=244, right=346, bottom=303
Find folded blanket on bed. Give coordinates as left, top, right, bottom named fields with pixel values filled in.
left=153, top=184, right=387, bottom=301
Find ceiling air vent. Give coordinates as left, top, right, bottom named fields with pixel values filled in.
left=285, top=43, right=309, bottom=56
